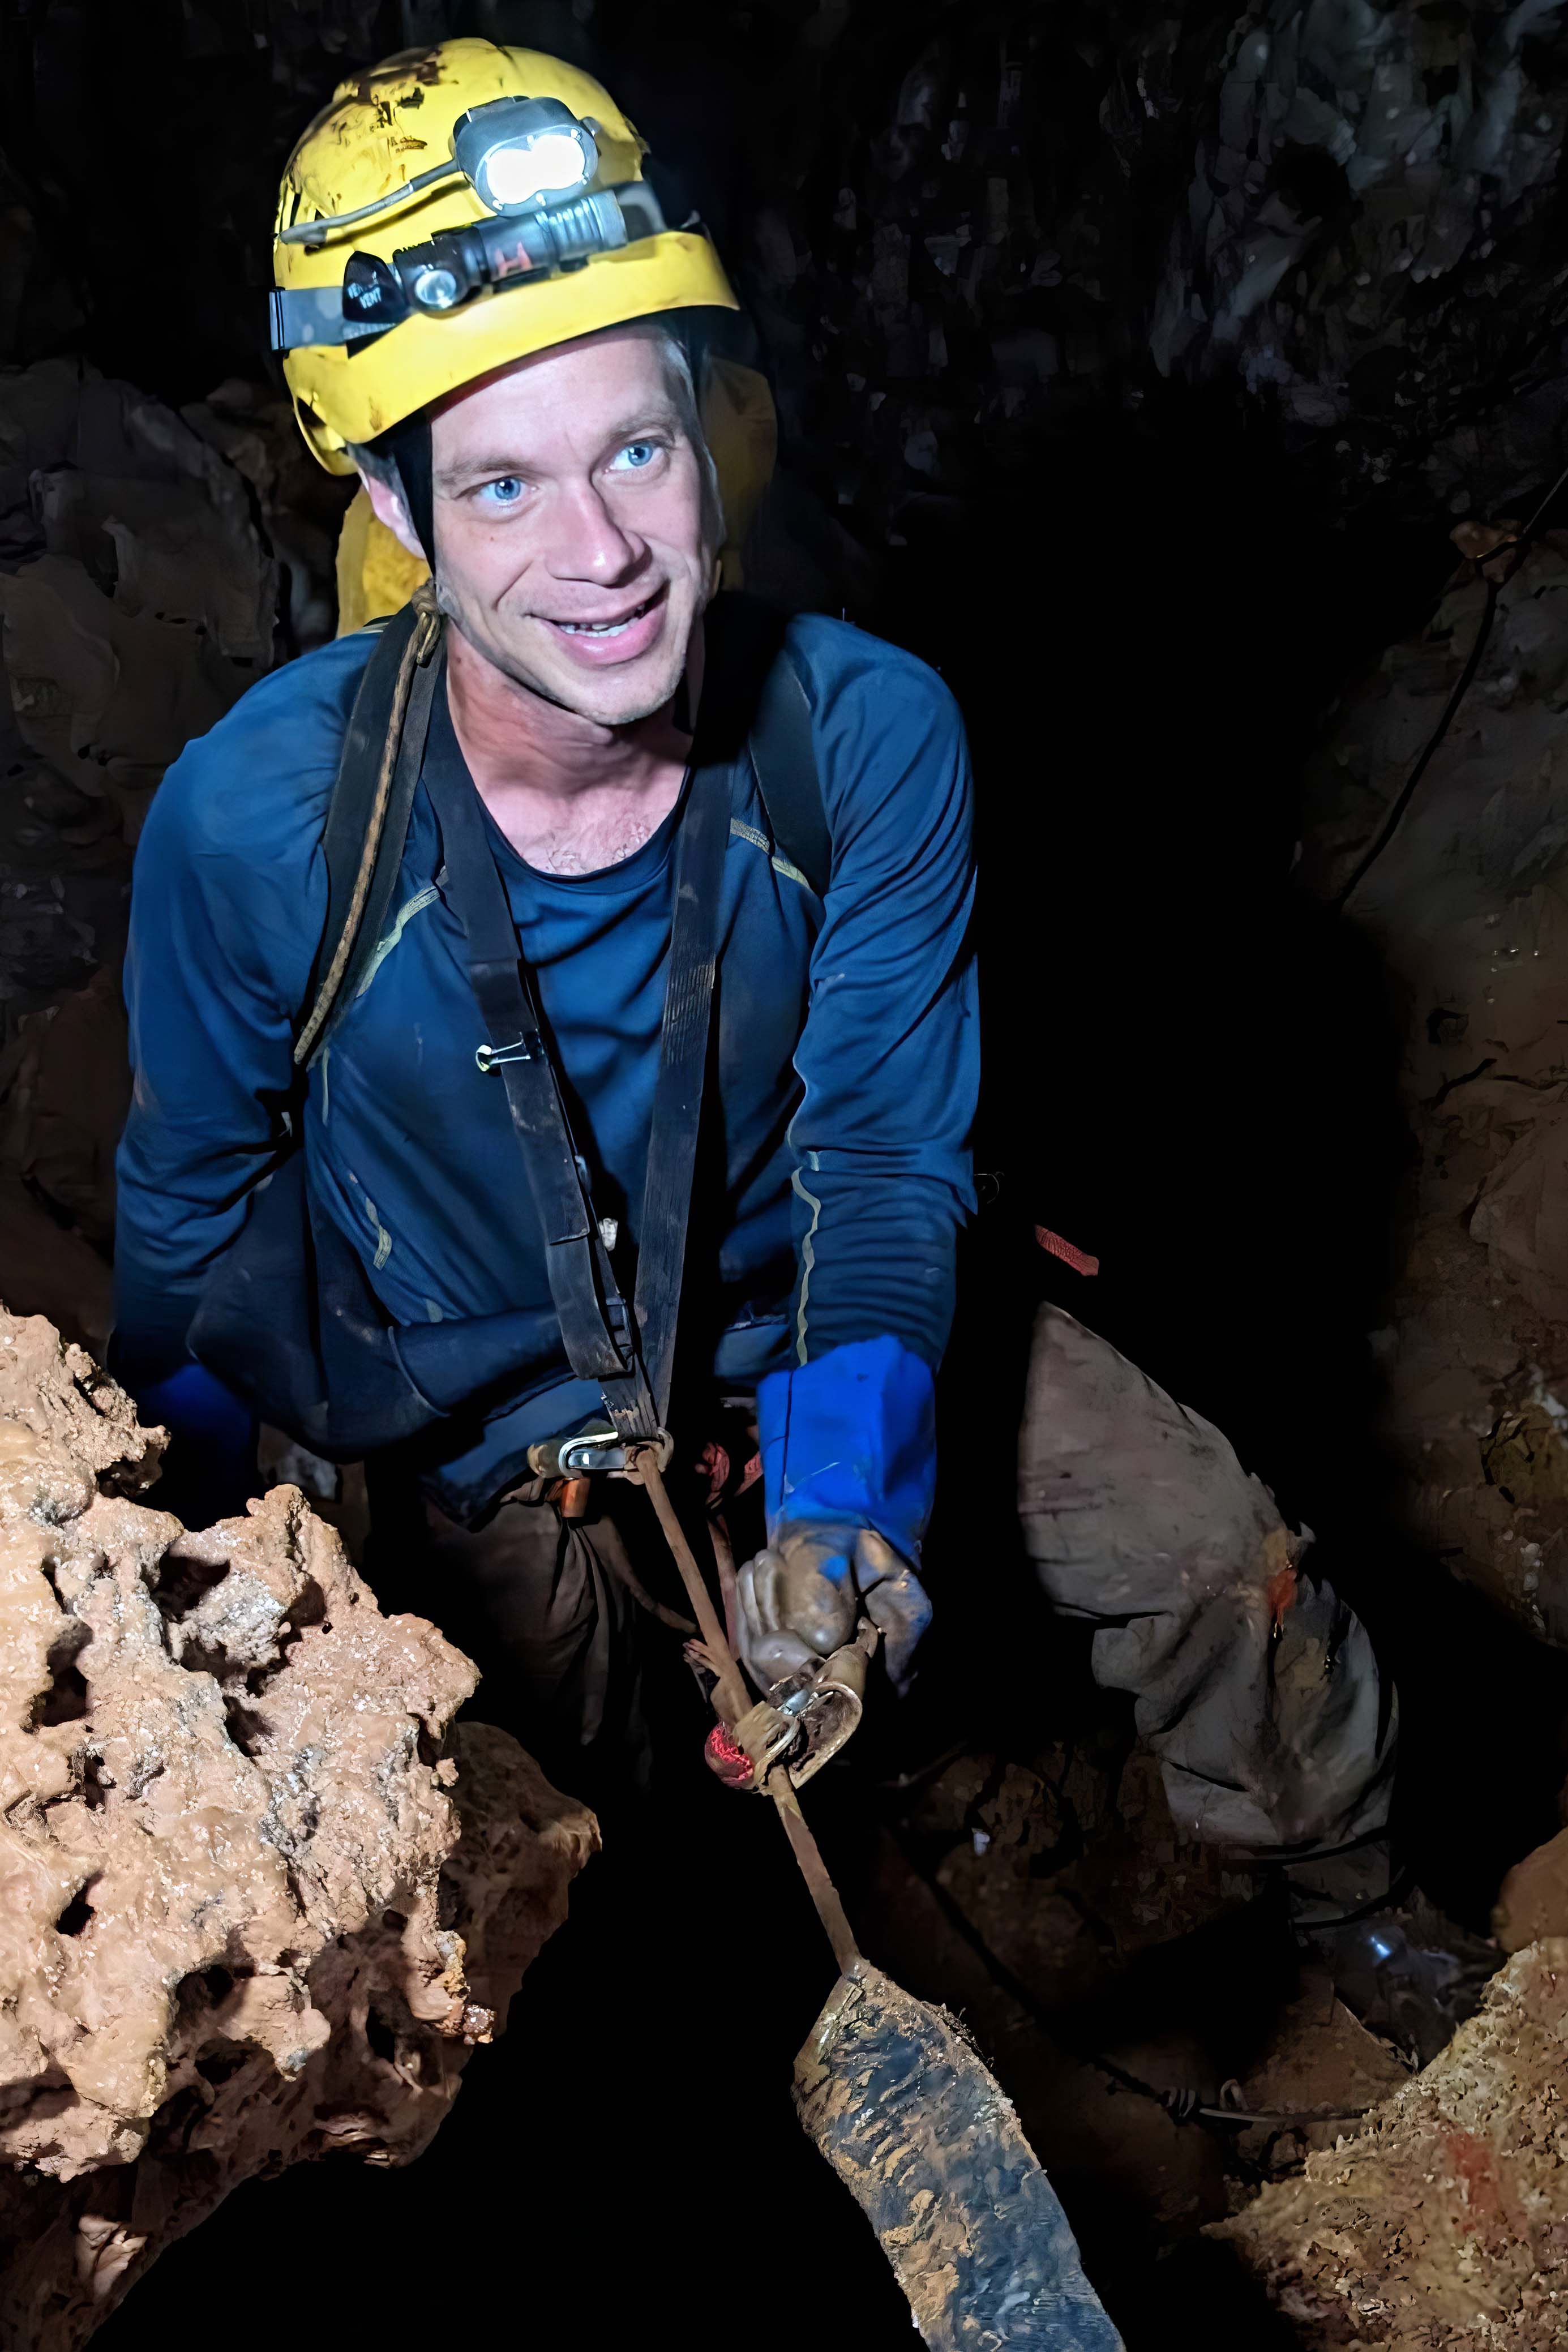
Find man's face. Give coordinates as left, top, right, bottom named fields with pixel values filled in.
left=378, top=324, right=716, bottom=727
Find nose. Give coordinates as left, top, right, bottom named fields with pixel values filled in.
left=545, top=478, right=646, bottom=587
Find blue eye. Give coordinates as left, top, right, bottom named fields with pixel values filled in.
left=478, top=475, right=526, bottom=509
left=609, top=440, right=659, bottom=473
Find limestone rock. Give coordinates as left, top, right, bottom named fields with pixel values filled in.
left=1210, top=1940, right=1568, bottom=2345
left=0, top=1305, right=597, bottom=2348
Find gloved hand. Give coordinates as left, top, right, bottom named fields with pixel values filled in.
left=736, top=1522, right=932, bottom=1696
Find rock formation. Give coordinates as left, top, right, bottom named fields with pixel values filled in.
left=1210, top=1938, right=1568, bottom=2344
left=1300, top=529, right=1568, bottom=1646
left=0, top=1304, right=597, bottom=2350
left=0, top=358, right=276, bottom=850
left=0, top=358, right=326, bottom=1358
left=660, top=0, right=1568, bottom=550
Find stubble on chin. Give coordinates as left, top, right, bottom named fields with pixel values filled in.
left=448, top=586, right=699, bottom=726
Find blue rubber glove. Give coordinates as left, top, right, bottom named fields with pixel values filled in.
left=117, top=1355, right=260, bottom=1528
left=740, top=1336, right=936, bottom=1695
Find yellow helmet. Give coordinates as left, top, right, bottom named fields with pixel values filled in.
left=273, top=37, right=767, bottom=482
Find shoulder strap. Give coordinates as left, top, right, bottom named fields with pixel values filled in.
left=632, top=760, right=731, bottom=1424
left=423, top=756, right=643, bottom=1409
left=752, top=640, right=830, bottom=896
left=295, top=591, right=443, bottom=1066
left=425, top=750, right=731, bottom=1441
left=708, top=592, right=830, bottom=897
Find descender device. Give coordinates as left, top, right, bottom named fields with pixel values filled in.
left=701, top=1621, right=879, bottom=1796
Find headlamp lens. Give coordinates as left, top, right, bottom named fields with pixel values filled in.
left=481, top=127, right=595, bottom=209
left=452, top=98, right=599, bottom=216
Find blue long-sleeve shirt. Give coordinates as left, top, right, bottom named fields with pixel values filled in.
left=115, top=610, right=978, bottom=1531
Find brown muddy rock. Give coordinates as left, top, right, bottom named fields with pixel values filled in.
left=1496, top=1823, right=1568, bottom=1955
left=1227, top=1969, right=1411, bottom=2177
left=0, top=1305, right=597, bottom=2348
left=1300, top=532, right=1568, bottom=1646
left=1211, top=1941, right=1568, bottom=2345
left=181, top=379, right=353, bottom=656
left=0, top=964, right=128, bottom=1254
left=0, top=1180, right=110, bottom=1357
left=0, top=358, right=275, bottom=870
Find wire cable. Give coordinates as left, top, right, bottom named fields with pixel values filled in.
left=1336, top=453, right=1568, bottom=909
left=278, top=160, right=460, bottom=245
left=884, top=1819, right=1376, bottom=2133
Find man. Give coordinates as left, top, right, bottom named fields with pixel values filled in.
left=113, top=40, right=974, bottom=1784
left=114, top=36, right=1479, bottom=2075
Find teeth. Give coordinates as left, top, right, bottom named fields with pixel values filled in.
left=556, top=597, right=652, bottom=637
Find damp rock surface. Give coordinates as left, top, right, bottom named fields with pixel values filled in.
left=1300, top=530, right=1568, bottom=1647
left=1211, top=1939, right=1568, bottom=2345
left=0, top=1304, right=597, bottom=2349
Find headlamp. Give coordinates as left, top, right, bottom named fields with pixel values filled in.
left=450, top=97, right=598, bottom=215
left=269, top=178, right=670, bottom=353
left=270, top=91, right=686, bottom=355
left=278, top=95, right=601, bottom=247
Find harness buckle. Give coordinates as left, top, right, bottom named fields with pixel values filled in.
left=475, top=1032, right=541, bottom=1073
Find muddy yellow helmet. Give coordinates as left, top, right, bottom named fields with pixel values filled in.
left=274, top=37, right=768, bottom=489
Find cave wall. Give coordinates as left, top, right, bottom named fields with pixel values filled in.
left=10, top=3, right=1568, bottom=533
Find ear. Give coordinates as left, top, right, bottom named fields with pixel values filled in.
left=359, top=468, right=426, bottom=563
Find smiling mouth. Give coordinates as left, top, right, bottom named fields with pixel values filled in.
left=549, top=588, right=663, bottom=639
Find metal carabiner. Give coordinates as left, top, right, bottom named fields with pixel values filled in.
left=526, top=1423, right=674, bottom=1480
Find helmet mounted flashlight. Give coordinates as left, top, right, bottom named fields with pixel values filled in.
left=271, top=93, right=678, bottom=355
left=269, top=177, right=669, bottom=354
left=451, top=96, right=598, bottom=213
left=278, top=95, right=601, bottom=246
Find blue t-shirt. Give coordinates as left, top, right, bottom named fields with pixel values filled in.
left=115, top=610, right=978, bottom=1535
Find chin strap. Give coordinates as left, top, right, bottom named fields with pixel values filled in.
left=380, top=412, right=436, bottom=570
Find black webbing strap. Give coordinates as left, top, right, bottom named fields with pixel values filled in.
left=752, top=642, right=830, bottom=895
left=423, top=755, right=731, bottom=1440
left=698, top=593, right=828, bottom=898
left=425, top=759, right=640, bottom=1404
left=633, top=761, right=730, bottom=1422
left=349, top=646, right=443, bottom=1005
left=298, top=588, right=819, bottom=1447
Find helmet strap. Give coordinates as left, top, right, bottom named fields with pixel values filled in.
left=380, top=413, right=435, bottom=572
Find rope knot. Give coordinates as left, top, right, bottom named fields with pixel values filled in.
left=411, top=578, right=444, bottom=663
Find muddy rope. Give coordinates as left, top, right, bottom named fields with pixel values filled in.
left=627, top=1456, right=1375, bottom=2136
